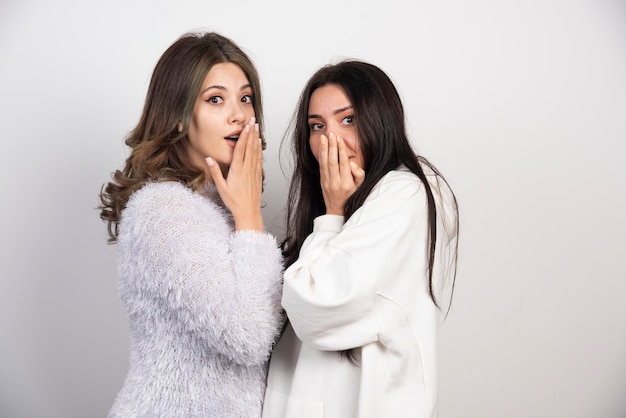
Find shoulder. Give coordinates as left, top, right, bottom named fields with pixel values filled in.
left=376, top=166, right=456, bottom=209
left=118, top=181, right=232, bottom=249
left=419, top=163, right=458, bottom=220
left=370, top=168, right=425, bottom=202
left=128, top=181, right=195, bottom=206
left=124, top=181, right=225, bottom=220
left=381, top=168, right=422, bottom=186
left=348, top=169, right=426, bottom=226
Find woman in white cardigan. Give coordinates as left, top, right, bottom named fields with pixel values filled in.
left=262, top=60, right=459, bottom=418
left=99, top=32, right=284, bottom=417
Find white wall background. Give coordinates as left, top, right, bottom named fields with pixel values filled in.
left=1, top=0, right=625, bottom=417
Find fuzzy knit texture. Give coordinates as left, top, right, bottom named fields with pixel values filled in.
left=108, top=181, right=284, bottom=418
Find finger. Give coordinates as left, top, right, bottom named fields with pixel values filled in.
left=232, top=123, right=251, bottom=166
left=336, top=135, right=352, bottom=183
left=350, top=161, right=366, bottom=188
left=249, top=123, right=262, bottom=173
left=248, top=133, right=263, bottom=187
left=241, top=118, right=262, bottom=191
left=326, top=132, right=339, bottom=182
left=206, top=157, right=227, bottom=191
left=239, top=116, right=256, bottom=162
left=255, top=135, right=263, bottom=177
left=318, top=134, right=329, bottom=182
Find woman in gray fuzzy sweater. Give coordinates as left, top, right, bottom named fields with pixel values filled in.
left=99, top=32, right=284, bottom=417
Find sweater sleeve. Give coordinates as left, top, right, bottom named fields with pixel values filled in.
left=282, top=171, right=429, bottom=351
left=118, top=182, right=284, bottom=366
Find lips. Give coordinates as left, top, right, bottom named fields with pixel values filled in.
left=225, top=130, right=241, bottom=142
left=225, top=132, right=240, bottom=149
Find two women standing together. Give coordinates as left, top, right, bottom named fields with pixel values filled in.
left=100, top=31, right=458, bottom=418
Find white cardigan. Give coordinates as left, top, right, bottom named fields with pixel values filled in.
left=108, top=181, right=284, bottom=418
left=263, top=168, right=457, bottom=418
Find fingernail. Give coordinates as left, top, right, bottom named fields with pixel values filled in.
left=250, top=116, right=256, bottom=125
left=255, top=123, right=259, bottom=132
left=244, top=125, right=250, bottom=132
left=205, top=157, right=214, bottom=167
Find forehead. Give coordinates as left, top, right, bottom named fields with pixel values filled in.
left=202, top=62, right=249, bottom=86
left=309, top=84, right=351, bottom=114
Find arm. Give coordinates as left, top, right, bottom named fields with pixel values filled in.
left=120, top=182, right=284, bottom=365
left=282, top=171, right=429, bottom=351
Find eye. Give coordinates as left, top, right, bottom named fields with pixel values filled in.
left=309, top=122, right=324, bottom=131
left=342, top=115, right=354, bottom=125
left=206, top=95, right=223, bottom=104
left=241, top=94, right=254, bottom=104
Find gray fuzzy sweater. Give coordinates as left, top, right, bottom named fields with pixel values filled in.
left=108, top=181, right=284, bottom=418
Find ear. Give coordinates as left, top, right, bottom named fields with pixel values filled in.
left=177, top=122, right=183, bottom=133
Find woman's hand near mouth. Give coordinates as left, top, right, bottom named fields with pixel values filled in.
left=206, top=116, right=264, bottom=231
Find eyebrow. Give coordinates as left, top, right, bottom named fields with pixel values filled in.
left=308, top=105, right=353, bottom=119
left=201, top=84, right=252, bottom=95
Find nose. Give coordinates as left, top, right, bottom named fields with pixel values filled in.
left=228, top=101, right=246, bottom=125
left=327, top=119, right=346, bottom=136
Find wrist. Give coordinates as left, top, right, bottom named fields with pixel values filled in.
left=233, top=212, right=264, bottom=232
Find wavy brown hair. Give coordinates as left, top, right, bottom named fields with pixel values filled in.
left=99, top=32, right=264, bottom=243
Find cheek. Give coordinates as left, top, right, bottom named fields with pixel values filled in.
left=344, top=136, right=365, bottom=165
left=187, top=118, right=199, bottom=145
left=309, top=137, right=321, bottom=162
left=342, top=136, right=359, bottom=153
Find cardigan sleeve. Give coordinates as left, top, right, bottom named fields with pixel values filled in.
left=282, top=171, right=430, bottom=351
left=118, top=182, right=284, bottom=366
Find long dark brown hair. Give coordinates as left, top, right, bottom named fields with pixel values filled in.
left=281, top=60, right=459, bottom=362
left=99, top=32, right=264, bottom=243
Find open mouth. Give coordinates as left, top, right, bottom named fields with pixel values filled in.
left=225, top=135, right=239, bottom=142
